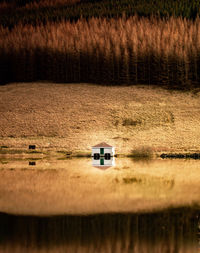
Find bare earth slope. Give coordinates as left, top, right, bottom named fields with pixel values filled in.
left=0, top=82, right=200, bottom=154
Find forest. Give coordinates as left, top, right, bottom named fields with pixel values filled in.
left=1, top=0, right=200, bottom=89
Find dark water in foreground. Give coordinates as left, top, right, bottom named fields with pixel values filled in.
left=0, top=209, right=199, bottom=253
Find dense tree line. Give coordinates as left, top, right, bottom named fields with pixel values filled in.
left=1, top=16, right=200, bottom=89
left=0, top=0, right=200, bottom=27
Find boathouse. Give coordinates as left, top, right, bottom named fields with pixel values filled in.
left=92, top=142, right=115, bottom=158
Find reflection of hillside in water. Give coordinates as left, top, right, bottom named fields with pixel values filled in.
left=0, top=209, right=198, bottom=253
left=0, top=158, right=200, bottom=215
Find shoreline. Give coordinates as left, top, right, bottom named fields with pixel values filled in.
left=1, top=145, right=200, bottom=160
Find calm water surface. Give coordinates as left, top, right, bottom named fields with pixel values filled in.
left=0, top=210, right=199, bottom=253
left=0, top=157, right=199, bottom=252
left=0, top=157, right=200, bottom=215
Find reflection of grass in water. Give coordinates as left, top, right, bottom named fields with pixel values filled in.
left=123, top=177, right=142, bottom=184
left=121, top=174, right=174, bottom=189
left=0, top=160, right=8, bottom=164
left=0, top=158, right=199, bottom=215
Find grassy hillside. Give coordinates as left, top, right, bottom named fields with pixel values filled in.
left=1, top=83, right=200, bottom=153
left=1, top=16, right=200, bottom=88
left=0, top=0, right=200, bottom=27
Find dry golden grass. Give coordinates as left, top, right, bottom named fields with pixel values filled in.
left=1, top=16, right=200, bottom=86
left=1, top=83, right=200, bottom=154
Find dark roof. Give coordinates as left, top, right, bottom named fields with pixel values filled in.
left=92, top=142, right=113, bottom=148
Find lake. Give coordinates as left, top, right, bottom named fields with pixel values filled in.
left=0, top=157, right=199, bottom=252
left=0, top=210, right=199, bottom=253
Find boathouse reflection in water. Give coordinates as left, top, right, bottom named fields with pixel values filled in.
left=92, top=156, right=115, bottom=169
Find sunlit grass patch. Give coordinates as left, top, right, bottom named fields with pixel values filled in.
left=122, top=118, right=142, bottom=127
